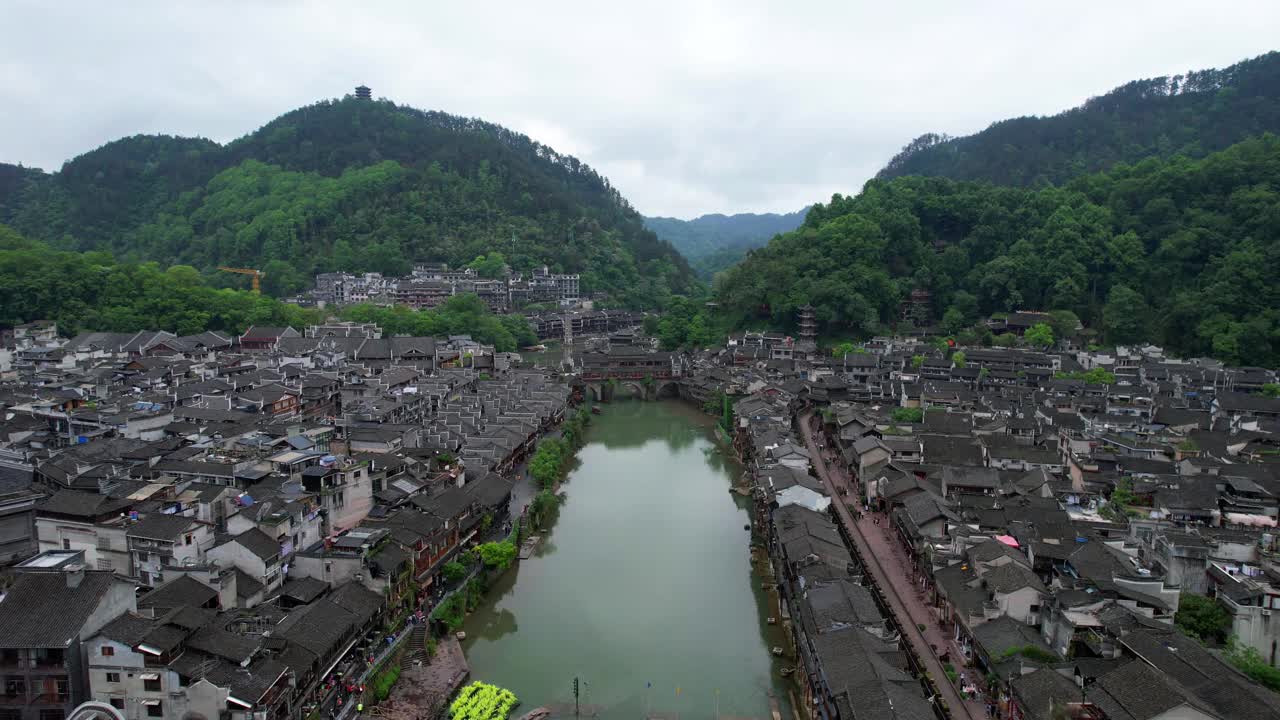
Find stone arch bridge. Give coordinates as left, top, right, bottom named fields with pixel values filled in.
left=578, top=349, right=681, bottom=401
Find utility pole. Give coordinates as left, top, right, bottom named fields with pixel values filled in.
left=573, top=677, right=579, bottom=717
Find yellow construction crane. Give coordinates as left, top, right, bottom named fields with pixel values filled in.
left=217, top=266, right=264, bottom=294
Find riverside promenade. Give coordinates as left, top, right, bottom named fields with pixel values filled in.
left=798, top=410, right=982, bottom=720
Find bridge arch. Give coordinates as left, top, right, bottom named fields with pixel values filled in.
left=69, top=702, right=126, bottom=720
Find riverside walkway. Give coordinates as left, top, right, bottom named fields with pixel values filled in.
left=799, top=410, right=981, bottom=720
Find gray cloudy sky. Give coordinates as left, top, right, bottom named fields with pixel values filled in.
left=2, top=1, right=1278, bottom=218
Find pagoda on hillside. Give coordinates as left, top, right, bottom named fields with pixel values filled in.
left=797, top=304, right=817, bottom=345
left=354, top=85, right=372, bottom=100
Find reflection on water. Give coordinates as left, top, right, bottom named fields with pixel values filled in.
left=461, top=400, right=791, bottom=720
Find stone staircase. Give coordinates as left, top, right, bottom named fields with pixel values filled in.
left=401, top=623, right=430, bottom=668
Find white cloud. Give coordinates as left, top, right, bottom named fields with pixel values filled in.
left=1, top=0, right=1277, bottom=217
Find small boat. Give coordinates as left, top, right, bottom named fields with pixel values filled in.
left=590, top=406, right=602, bottom=415
left=515, top=708, right=550, bottom=720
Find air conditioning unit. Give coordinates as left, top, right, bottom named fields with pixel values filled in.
left=1262, top=608, right=1272, bottom=617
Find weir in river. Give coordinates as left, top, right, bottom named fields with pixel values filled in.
left=460, top=400, right=793, bottom=720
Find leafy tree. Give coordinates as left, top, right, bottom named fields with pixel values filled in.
left=1175, top=593, right=1232, bottom=643
left=1047, top=309, right=1082, bottom=340
left=891, top=407, right=924, bottom=423
left=1025, top=322, right=1055, bottom=349
left=466, top=252, right=508, bottom=279
left=911, top=354, right=925, bottom=369
left=991, top=333, right=1018, bottom=348
left=1104, top=285, right=1151, bottom=345
left=442, top=561, right=467, bottom=583
left=951, top=351, right=966, bottom=368
left=942, top=307, right=967, bottom=336
left=1111, top=479, right=1141, bottom=507
left=1261, top=383, right=1280, bottom=398
left=474, top=541, right=517, bottom=571
left=832, top=341, right=856, bottom=358
left=529, top=438, right=567, bottom=489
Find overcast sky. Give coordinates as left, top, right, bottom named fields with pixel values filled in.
left=1, top=2, right=1277, bottom=218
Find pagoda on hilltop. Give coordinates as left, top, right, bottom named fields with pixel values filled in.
left=354, top=85, right=372, bottom=100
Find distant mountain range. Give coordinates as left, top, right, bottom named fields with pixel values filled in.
left=877, top=51, right=1280, bottom=186
left=644, top=208, right=808, bottom=278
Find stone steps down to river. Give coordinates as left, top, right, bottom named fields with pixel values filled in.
left=400, top=624, right=429, bottom=669
left=517, top=535, right=542, bottom=559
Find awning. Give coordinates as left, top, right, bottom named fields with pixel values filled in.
left=139, top=673, right=160, bottom=680
left=227, top=696, right=253, bottom=709
left=137, top=644, right=162, bottom=656
left=995, top=535, right=1020, bottom=548
left=1224, top=513, right=1277, bottom=528
left=142, top=700, right=161, bottom=707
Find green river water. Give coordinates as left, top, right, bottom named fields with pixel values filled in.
left=461, top=400, right=793, bottom=720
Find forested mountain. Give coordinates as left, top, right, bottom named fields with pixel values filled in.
left=715, top=135, right=1280, bottom=367
left=644, top=208, right=808, bottom=277
left=878, top=52, right=1280, bottom=186
left=0, top=96, right=697, bottom=307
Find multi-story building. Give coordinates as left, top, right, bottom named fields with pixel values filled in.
left=125, top=514, right=214, bottom=588
left=34, top=491, right=135, bottom=576
left=0, top=474, right=42, bottom=566
left=300, top=457, right=373, bottom=533
left=0, top=552, right=137, bottom=720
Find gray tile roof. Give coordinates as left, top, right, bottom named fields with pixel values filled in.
left=138, top=575, right=219, bottom=611
left=0, top=570, right=121, bottom=648
left=127, top=512, right=198, bottom=541
left=229, top=527, right=280, bottom=562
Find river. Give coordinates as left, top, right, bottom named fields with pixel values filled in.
left=461, top=400, right=793, bottom=720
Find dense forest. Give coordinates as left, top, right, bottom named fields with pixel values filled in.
left=714, top=135, right=1280, bottom=367
left=0, top=96, right=697, bottom=307
left=0, top=224, right=540, bottom=351
left=644, top=208, right=808, bottom=278
left=878, top=52, right=1280, bottom=186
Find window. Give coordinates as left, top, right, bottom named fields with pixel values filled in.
left=184, top=533, right=193, bottom=546
left=4, top=678, right=24, bottom=697
left=101, top=646, right=114, bottom=657
left=108, top=699, right=124, bottom=710
left=61, top=539, right=71, bottom=550
left=55, top=679, right=69, bottom=700
left=145, top=702, right=163, bottom=718
left=105, top=673, right=120, bottom=684
left=39, top=710, right=65, bottom=720
left=143, top=677, right=161, bottom=692
left=97, top=559, right=113, bottom=571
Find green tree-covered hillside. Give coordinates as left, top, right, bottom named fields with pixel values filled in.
left=0, top=97, right=697, bottom=307
left=715, top=135, right=1280, bottom=366
left=878, top=52, right=1280, bottom=186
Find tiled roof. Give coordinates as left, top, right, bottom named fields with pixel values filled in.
left=0, top=570, right=121, bottom=648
